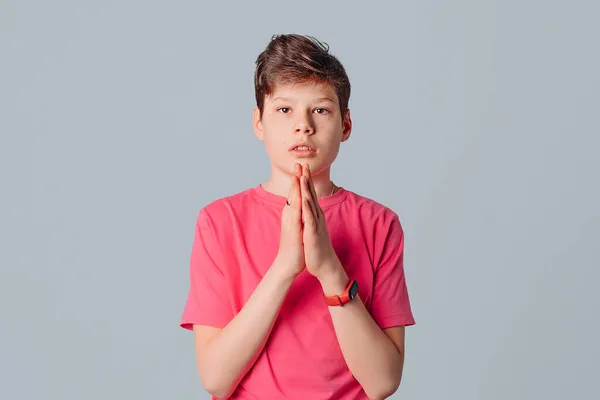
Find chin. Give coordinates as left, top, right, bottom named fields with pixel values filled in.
left=296, top=161, right=332, bottom=176
left=272, top=152, right=334, bottom=175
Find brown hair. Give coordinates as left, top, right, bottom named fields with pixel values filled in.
left=254, top=34, right=351, bottom=121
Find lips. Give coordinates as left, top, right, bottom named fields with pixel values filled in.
left=289, top=143, right=316, bottom=151
left=289, top=144, right=317, bottom=158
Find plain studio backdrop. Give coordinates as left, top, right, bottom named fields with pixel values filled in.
left=1, top=1, right=598, bottom=399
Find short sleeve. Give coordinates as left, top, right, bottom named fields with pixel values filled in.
left=180, top=209, right=233, bottom=331
left=369, top=214, right=416, bottom=329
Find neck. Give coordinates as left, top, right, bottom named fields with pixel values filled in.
left=262, top=164, right=335, bottom=198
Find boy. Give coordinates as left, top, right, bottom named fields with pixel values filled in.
left=180, top=34, right=415, bottom=400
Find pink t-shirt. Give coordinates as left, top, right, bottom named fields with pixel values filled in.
left=180, top=184, right=415, bottom=399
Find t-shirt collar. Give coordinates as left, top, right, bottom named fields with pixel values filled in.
left=253, top=183, right=347, bottom=210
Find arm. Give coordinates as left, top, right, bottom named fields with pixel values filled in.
left=194, top=256, right=296, bottom=399
left=297, top=164, right=411, bottom=400
left=319, top=263, right=405, bottom=400
left=191, top=166, right=306, bottom=398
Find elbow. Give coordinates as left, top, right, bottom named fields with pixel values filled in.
left=206, top=387, right=232, bottom=400
left=365, top=374, right=402, bottom=400
left=201, top=379, right=234, bottom=399
left=366, top=385, right=398, bottom=400
left=381, top=380, right=401, bottom=400
left=198, top=370, right=236, bottom=399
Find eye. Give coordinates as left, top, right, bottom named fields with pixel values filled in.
left=277, top=107, right=290, bottom=114
left=314, top=108, right=330, bottom=115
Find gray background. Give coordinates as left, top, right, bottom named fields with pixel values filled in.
left=2, top=0, right=598, bottom=399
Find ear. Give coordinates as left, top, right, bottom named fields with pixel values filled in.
left=253, top=107, right=264, bottom=141
left=341, top=109, right=352, bottom=142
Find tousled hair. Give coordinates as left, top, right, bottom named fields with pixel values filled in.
left=254, top=34, right=351, bottom=120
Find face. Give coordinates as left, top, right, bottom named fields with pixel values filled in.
left=253, top=80, right=352, bottom=177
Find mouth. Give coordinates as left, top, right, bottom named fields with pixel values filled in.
left=289, top=144, right=317, bottom=158
left=289, top=144, right=316, bottom=152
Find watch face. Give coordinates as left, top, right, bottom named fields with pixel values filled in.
left=349, top=281, right=359, bottom=299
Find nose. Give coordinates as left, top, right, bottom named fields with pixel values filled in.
left=293, top=114, right=315, bottom=135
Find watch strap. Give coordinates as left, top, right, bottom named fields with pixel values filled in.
left=324, top=279, right=357, bottom=306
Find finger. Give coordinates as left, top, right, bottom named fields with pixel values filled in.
left=302, top=193, right=317, bottom=232
left=286, top=163, right=301, bottom=207
left=302, top=163, right=315, bottom=202
left=291, top=174, right=302, bottom=210
left=304, top=163, right=322, bottom=218
left=286, top=174, right=295, bottom=206
left=301, top=175, right=318, bottom=222
left=286, top=176, right=301, bottom=224
left=292, top=176, right=302, bottom=213
left=304, top=163, right=318, bottom=200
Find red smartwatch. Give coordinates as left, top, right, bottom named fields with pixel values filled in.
left=324, top=279, right=359, bottom=306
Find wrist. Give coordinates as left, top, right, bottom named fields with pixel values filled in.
left=317, top=260, right=349, bottom=296
left=271, top=255, right=301, bottom=282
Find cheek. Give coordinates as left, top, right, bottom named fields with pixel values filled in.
left=263, top=122, right=292, bottom=148
left=262, top=134, right=290, bottom=160
left=323, top=143, right=342, bottom=159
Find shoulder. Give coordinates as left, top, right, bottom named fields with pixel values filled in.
left=195, top=187, right=257, bottom=229
left=342, top=190, right=407, bottom=272
left=342, top=188, right=402, bottom=230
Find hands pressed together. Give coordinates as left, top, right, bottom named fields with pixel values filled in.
left=276, top=163, right=341, bottom=281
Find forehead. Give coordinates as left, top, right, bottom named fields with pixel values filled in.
left=267, top=80, right=338, bottom=102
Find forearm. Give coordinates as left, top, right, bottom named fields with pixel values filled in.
left=319, top=263, right=404, bottom=400
left=200, top=257, right=296, bottom=398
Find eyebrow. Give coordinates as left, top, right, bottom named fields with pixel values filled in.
left=271, top=97, right=335, bottom=103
